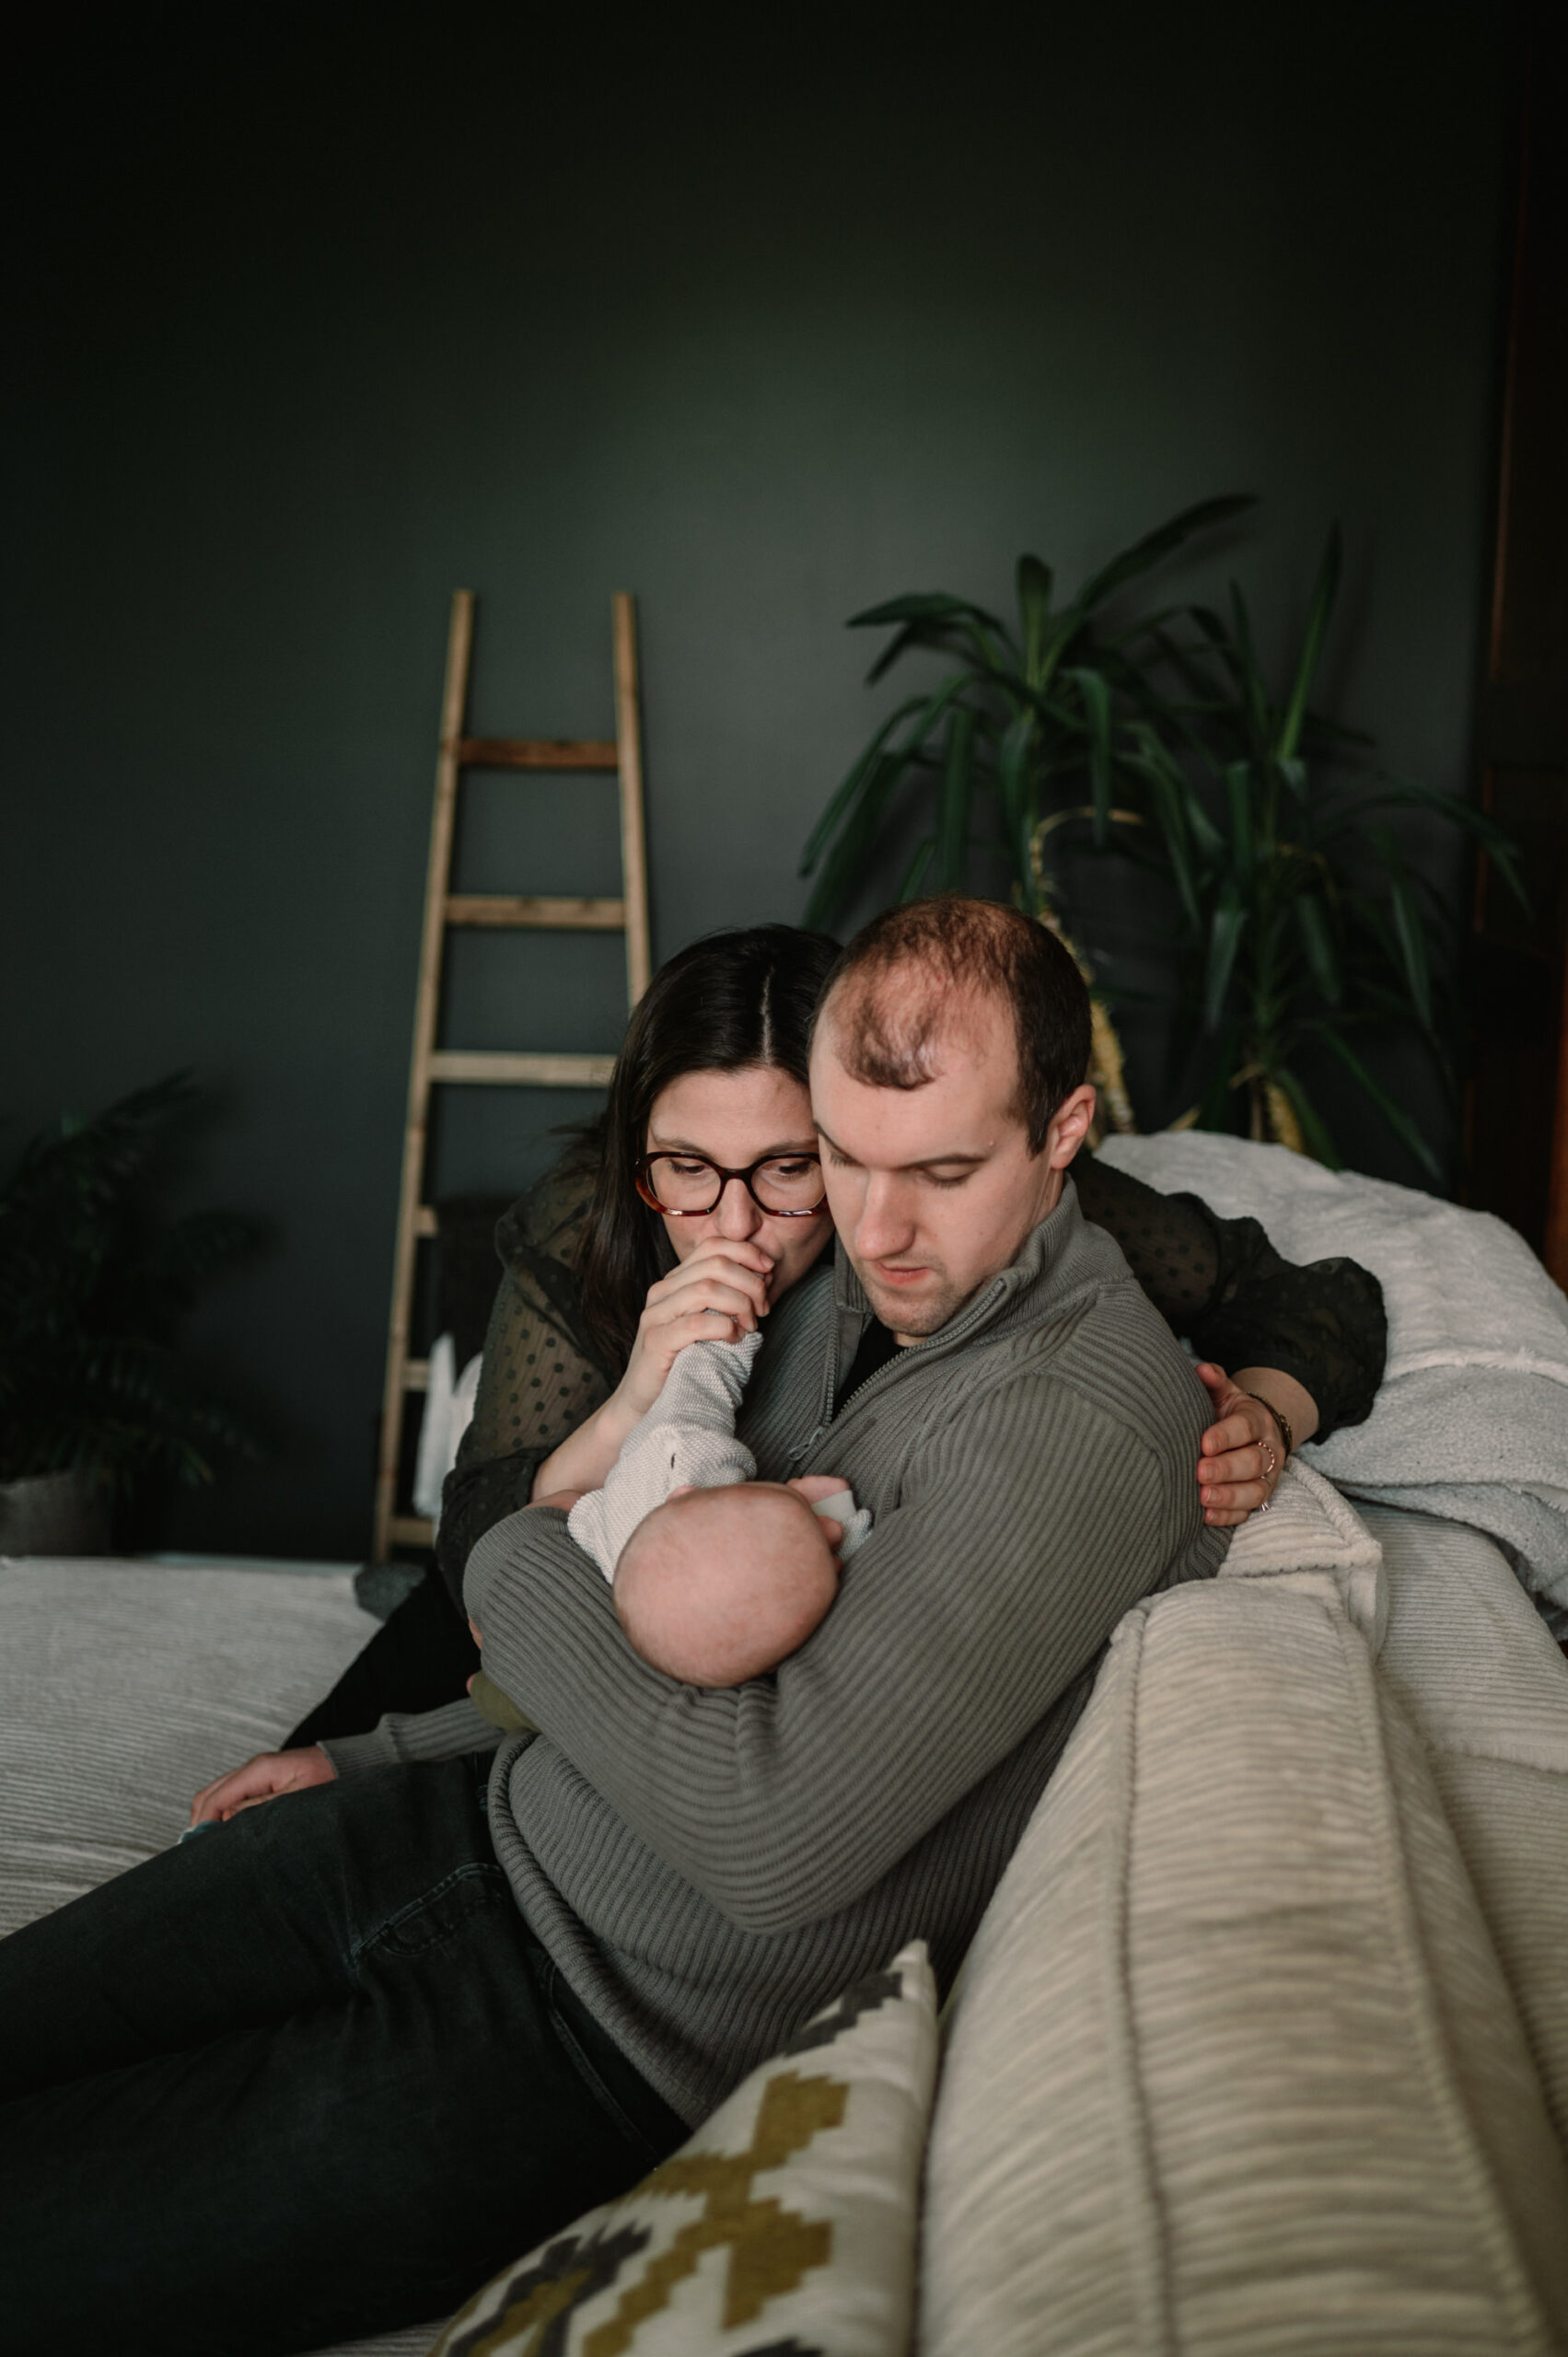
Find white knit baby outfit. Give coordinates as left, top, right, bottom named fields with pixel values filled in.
left=566, top=1330, right=872, bottom=1578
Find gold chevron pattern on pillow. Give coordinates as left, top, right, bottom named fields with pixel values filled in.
left=429, top=1940, right=936, bottom=2357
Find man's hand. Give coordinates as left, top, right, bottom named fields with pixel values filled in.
left=189, top=1746, right=335, bottom=1827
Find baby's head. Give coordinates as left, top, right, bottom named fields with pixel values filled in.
left=614, top=1482, right=840, bottom=1687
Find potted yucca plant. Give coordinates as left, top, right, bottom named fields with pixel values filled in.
left=0, top=1074, right=266, bottom=1552
left=797, top=495, right=1255, bottom=1133
left=1073, top=526, right=1527, bottom=1176
left=801, top=505, right=1524, bottom=1178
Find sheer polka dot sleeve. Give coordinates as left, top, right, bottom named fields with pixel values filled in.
left=434, top=1163, right=611, bottom=1612
left=1072, top=1149, right=1387, bottom=1440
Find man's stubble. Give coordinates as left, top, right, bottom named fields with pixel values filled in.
left=850, top=1252, right=974, bottom=1341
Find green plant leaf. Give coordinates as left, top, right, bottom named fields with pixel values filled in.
left=799, top=697, right=927, bottom=874
left=1347, top=778, right=1532, bottom=915
left=1064, top=668, right=1114, bottom=846
left=1121, top=737, right=1206, bottom=931
left=1292, top=888, right=1342, bottom=1004
left=1313, top=1028, right=1443, bottom=1181
left=1388, top=871, right=1434, bottom=1032
left=1226, top=584, right=1272, bottom=755
left=1223, top=760, right=1255, bottom=880
left=896, top=836, right=935, bottom=902
left=860, top=621, right=948, bottom=685
left=1072, top=493, right=1256, bottom=615
left=1017, top=554, right=1053, bottom=686
left=1202, top=883, right=1248, bottom=1031
left=934, top=708, right=977, bottom=888
left=1193, top=1020, right=1244, bottom=1132
left=1144, top=621, right=1234, bottom=709
left=995, top=707, right=1036, bottom=877
left=0, top=1074, right=269, bottom=1493
left=1269, top=1065, right=1342, bottom=1167
left=1275, top=524, right=1342, bottom=762
left=849, top=590, right=1009, bottom=631
left=1366, top=826, right=1434, bottom=1032
left=801, top=751, right=909, bottom=926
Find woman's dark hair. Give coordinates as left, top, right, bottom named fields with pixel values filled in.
left=574, top=924, right=840, bottom=1372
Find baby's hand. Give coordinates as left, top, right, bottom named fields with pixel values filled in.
left=786, top=1474, right=851, bottom=1551
left=787, top=1475, right=850, bottom=1505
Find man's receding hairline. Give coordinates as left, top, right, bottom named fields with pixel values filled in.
left=816, top=967, right=1030, bottom=1131
left=810, top=895, right=1092, bottom=1154
left=819, top=966, right=1017, bottom=1047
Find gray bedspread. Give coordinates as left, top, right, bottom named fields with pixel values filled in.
left=0, top=1554, right=441, bottom=2357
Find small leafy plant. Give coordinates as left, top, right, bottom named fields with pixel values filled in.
left=0, top=1074, right=266, bottom=1505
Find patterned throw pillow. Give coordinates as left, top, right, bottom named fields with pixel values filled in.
left=429, top=1940, right=936, bottom=2357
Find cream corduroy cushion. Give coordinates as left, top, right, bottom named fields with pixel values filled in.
left=1365, top=1504, right=1568, bottom=2161
left=921, top=1579, right=1568, bottom=2357
left=1221, top=1455, right=1388, bottom=1647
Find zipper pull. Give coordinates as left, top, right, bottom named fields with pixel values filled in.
left=786, top=1424, right=828, bottom=1475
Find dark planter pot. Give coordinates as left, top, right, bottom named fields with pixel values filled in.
left=0, top=1469, right=114, bottom=1555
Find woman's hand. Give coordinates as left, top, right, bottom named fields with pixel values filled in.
left=189, top=1746, right=335, bottom=1827
left=1193, top=1363, right=1317, bottom=1527
left=534, top=1237, right=775, bottom=1499
left=617, top=1234, right=775, bottom=1420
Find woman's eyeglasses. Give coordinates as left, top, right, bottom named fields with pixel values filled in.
left=634, top=1152, right=827, bottom=1218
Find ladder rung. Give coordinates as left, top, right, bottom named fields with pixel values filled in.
left=413, top=1205, right=437, bottom=1238
left=387, top=1514, right=435, bottom=1548
left=446, top=894, right=626, bottom=931
left=404, top=1359, right=429, bottom=1390
left=456, top=737, right=619, bottom=772
left=428, top=1050, right=615, bottom=1087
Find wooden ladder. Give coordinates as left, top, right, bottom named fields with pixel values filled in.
left=373, top=589, right=651, bottom=1562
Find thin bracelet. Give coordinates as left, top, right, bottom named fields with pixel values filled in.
left=1246, top=1394, right=1293, bottom=1461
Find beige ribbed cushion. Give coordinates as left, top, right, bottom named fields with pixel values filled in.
left=0, top=1558, right=439, bottom=2357
left=1365, top=1504, right=1568, bottom=2160
left=0, top=1556, right=377, bottom=1939
left=1221, top=1456, right=1388, bottom=1647
left=921, top=1580, right=1568, bottom=2357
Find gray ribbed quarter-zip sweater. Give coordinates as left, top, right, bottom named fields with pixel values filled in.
left=323, top=1179, right=1225, bottom=2122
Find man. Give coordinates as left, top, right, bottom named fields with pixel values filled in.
left=0, top=898, right=1223, bottom=2355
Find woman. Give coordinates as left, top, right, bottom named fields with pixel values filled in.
left=284, top=922, right=1386, bottom=1755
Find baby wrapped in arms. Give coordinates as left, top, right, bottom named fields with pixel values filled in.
left=470, top=1329, right=870, bottom=1717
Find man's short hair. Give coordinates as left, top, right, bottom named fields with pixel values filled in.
left=812, top=896, right=1091, bottom=1155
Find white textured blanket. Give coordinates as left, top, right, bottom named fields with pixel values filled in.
left=0, top=1556, right=440, bottom=2357
left=1098, top=1132, right=1568, bottom=1607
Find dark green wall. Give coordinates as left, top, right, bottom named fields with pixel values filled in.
left=2, top=3, right=1511, bottom=1555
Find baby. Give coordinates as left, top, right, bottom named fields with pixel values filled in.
left=470, top=1328, right=870, bottom=1714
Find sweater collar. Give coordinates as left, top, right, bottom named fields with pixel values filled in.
left=830, top=1172, right=1088, bottom=1352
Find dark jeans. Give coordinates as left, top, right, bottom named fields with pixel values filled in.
left=0, top=1757, right=684, bottom=2357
